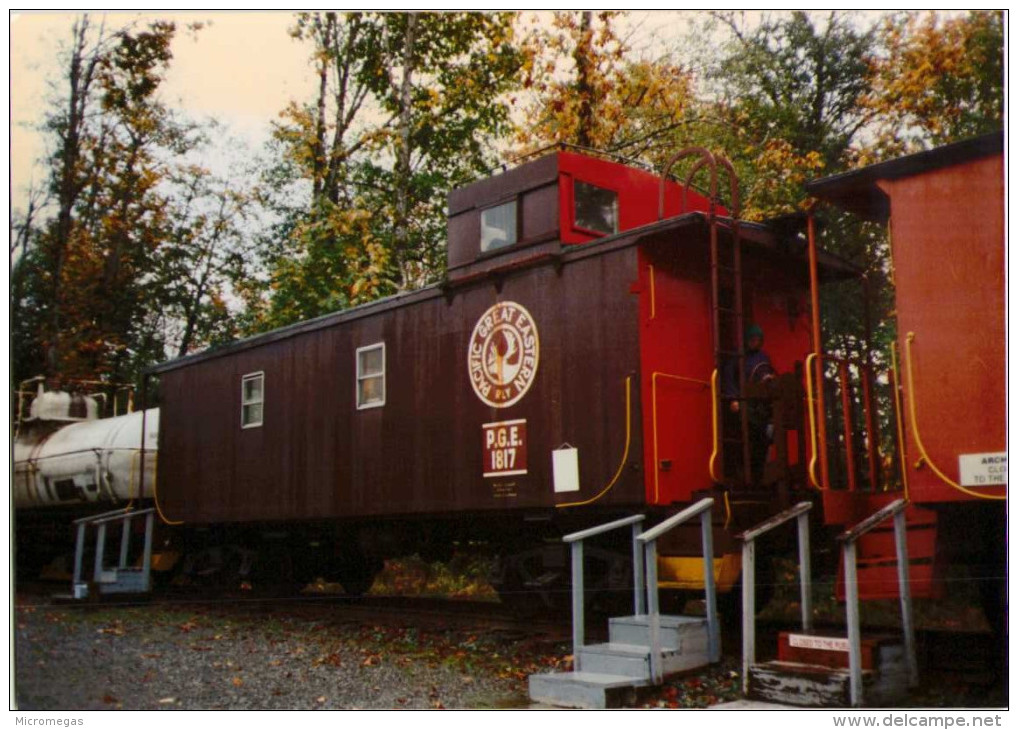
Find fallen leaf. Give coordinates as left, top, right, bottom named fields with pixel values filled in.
left=316, top=696, right=326, bottom=704
left=102, top=694, right=118, bottom=704
left=231, top=677, right=244, bottom=687
left=158, top=698, right=176, bottom=705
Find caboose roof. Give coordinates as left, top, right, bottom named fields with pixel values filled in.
left=805, top=131, right=1003, bottom=222
left=147, top=212, right=857, bottom=377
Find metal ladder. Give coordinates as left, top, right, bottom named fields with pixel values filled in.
left=658, top=148, right=751, bottom=487
left=70, top=507, right=155, bottom=599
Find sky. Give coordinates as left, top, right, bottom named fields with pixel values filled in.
left=8, top=10, right=958, bottom=217
left=10, top=11, right=317, bottom=209
left=9, top=10, right=716, bottom=215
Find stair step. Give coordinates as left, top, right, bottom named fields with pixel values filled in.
left=577, top=642, right=653, bottom=677
left=748, top=661, right=869, bottom=707
left=748, top=658, right=907, bottom=708
left=529, top=671, right=648, bottom=709
left=609, top=614, right=709, bottom=650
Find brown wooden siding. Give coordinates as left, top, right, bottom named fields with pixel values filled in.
left=156, top=244, right=644, bottom=524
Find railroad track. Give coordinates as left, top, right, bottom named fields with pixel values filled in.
left=15, top=580, right=576, bottom=642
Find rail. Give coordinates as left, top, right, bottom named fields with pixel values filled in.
left=736, top=501, right=813, bottom=694
left=902, top=332, right=1006, bottom=501
left=562, top=514, right=646, bottom=671
left=838, top=498, right=918, bottom=707
left=636, top=498, right=719, bottom=683
left=805, top=351, right=886, bottom=492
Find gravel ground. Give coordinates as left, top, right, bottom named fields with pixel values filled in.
left=13, top=595, right=571, bottom=710
left=14, top=590, right=1005, bottom=710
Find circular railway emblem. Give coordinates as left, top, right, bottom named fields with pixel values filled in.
left=468, top=301, right=540, bottom=408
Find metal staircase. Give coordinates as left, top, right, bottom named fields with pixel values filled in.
left=64, top=507, right=156, bottom=600
left=529, top=499, right=720, bottom=709
left=741, top=499, right=918, bottom=707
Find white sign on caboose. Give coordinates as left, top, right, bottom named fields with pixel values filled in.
left=958, top=452, right=1007, bottom=487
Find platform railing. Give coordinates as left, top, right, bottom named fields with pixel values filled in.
left=562, top=514, right=646, bottom=671
left=72, top=507, right=155, bottom=599
left=736, top=501, right=814, bottom=694
left=838, top=498, right=918, bottom=707
left=637, top=498, right=719, bottom=683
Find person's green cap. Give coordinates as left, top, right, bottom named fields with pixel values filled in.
left=745, top=323, right=764, bottom=340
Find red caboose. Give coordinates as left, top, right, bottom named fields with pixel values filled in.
left=806, top=132, right=1005, bottom=619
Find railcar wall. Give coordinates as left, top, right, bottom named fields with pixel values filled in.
left=156, top=245, right=645, bottom=524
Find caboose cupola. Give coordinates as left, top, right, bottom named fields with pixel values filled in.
left=445, top=149, right=717, bottom=285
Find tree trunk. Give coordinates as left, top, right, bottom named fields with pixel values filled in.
left=393, top=13, right=417, bottom=289
left=574, top=11, right=594, bottom=149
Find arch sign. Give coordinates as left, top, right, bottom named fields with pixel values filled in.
left=467, top=301, right=540, bottom=408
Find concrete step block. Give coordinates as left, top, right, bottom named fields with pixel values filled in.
left=528, top=671, right=648, bottom=709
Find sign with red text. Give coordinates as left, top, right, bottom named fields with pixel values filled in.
left=482, top=419, right=528, bottom=478
left=788, top=634, right=850, bottom=652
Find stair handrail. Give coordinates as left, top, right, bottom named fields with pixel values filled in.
left=562, top=514, right=646, bottom=672
left=72, top=507, right=156, bottom=600
left=636, top=498, right=719, bottom=683
left=837, top=498, right=918, bottom=706
left=736, top=501, right=814, bottom=694
left=72, top=506, right=135, bottom=525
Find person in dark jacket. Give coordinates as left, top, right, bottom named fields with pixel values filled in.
left=722, top=323, right=776, bottom=485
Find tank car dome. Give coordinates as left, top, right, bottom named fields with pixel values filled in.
left=28, top=391, right=99, bottom=422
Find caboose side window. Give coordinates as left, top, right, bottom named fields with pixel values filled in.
left=574, top=180, right=618, bottom=235
left=480, top=201, right=517, bottom=252
left=241, top=372, right=264, bottom=429
left=356, top=342, right=386, bottom=409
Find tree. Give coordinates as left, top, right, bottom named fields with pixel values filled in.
left=512, top=11, right=700, bottom=165
left=701, top=11, right=877, bottom=218
left=863, top=11, right=1004, bottom=156
left=12, top=16, right=247, bottom=387
left=250, top=11, right=524, bottom=332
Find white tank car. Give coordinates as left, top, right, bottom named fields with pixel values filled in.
left=13, top=393, right=159, bottom=509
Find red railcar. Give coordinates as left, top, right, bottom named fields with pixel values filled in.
left=806, top=132, right=1005, bottom=617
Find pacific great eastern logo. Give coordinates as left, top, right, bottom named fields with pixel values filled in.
left=468, top=301, right=539, bottom=408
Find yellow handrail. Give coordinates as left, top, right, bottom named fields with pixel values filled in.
left=903, top=332, right=1006, bottom=501
left=652, top=371, right=710, bottom=502
left=556, top=376, right=632, bottom=509
left=804, top=353, right=825, bottom=490
left=889, top=342, right=911, bottom=500
left=709, top=369, right=721, bottom=483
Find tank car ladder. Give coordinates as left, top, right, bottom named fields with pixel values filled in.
left=658, top=149, right=752, bottom=488
left=529, top=500, right=720, bottom=708
left=65, top=507, right=156, bottom=600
